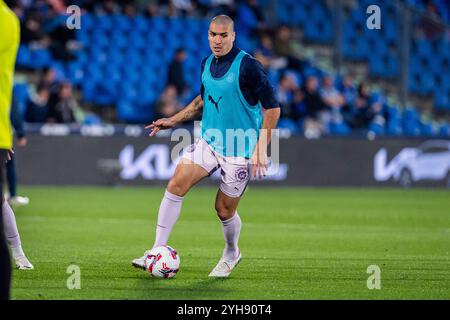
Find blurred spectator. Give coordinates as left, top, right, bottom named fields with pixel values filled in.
left=20, top=15, right=49, bottom=47
left=38, top=67, right=59, bottom=94
left=205, top=0, right=236, bottom=17
left=276, top=73, right=298, bottom=118
left=291, top=88, right=307, bottom=121
left=99, top=0, right=120, bottom=14
left=339, top=74, right=358, bottom=126
left=273, top=25, right=306, bottom=73
left=321, top=75, right=345, bottom=109
left=142, top=1, right=160, bottom=17
left=416, top=0, right=446, bottom=39
left=123, top=2, right=138, bottom=17
left=254, top=34, right=287, bottom=74
left=349, top=82, right=384, bottom=129
left=167, top=48, right=188, bottom=97
left=302, top=76, right=326, bottom=118
left=25, top=86, right=50, bottom=123
left=339, top=75, right=357, bottom=108
left=170, top=0, right=194, bottom=16
left=236, top=0, right=267, bottom=37
left=155, top=85, right=182, bottom=119
left=320, top=75, right=345, bottom=123
left=301, top=76, right=327, bottom=138
left=47, top=17, right=79, bottom=61
left=47, top=82, right=84, bottom=124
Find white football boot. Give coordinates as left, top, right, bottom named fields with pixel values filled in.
left=9, top=196, right=30, bottom=207
left=15, top=256, right=34, bottom=270
left=131, top=250, right=151, bottom=270
left=208, top=252, right=242, bottom=278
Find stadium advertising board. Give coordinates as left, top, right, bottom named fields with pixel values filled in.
left=15, top=135, right=450, bottom=188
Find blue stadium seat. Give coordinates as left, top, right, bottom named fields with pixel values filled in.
left=434, top=88, right=450, bottom=110
left=277, top=3, right=290, bottom=24
left=29, top=48, right=52, bottom=69
left=92, top=83, right=117, bottom=105
left=384, top=21, right=398, bottom=43
left=131, top=15, right=150, bottom=33
left=151, top=17, right=169, bottom=33
left=420, top=121, right=436, bottom=136
left=369, top=55, right=384, bottom=76
left=386, top=119, right=403, bottom=136
left=81, top=81, right=96, bottom=102
left=117, top=99, right=154, bottom=123
left=111, top=14, right=131, bottom=32
left=402, top=108, right=421, bottom=136
left=89, top=33, right=109, bottom=49
left=439, top=123, right=450, bottom=137
left=66, top=62, right=84, bottom=85
left=277, top=118, right=300, bottom=134
left=96, top=15, right=113, bottom=30
left=385, top=56, right=399, bottom=78
left=16, top=45, right=31, bottom=67
left=368, top=121, right=385, bottom=136
left=117, top=100, right=141, bottom=122
left=50, top=61, right=66, bottom=80
left=83, top=114, right=102, bottom=125
left=80, top=13, right=94, bottom=30
left=416, top=39, right=432, bottom=57
left=292, top=2, right=307, bottom=26
left=110, top=32, right=129, bottom=49
left=330, top=122, right=351, bottom=136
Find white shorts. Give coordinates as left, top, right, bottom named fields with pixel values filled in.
left=181, top=138, right=250, bottom=198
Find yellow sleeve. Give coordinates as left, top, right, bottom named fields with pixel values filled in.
left=0, top=1, right=20, bottom=149
left=0, top=3, right=19, bottom=52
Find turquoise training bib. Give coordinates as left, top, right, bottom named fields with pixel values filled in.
left=201, top=50, right=263, bottom=158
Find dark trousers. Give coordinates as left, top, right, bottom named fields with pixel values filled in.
left=0, top=149, right=11, bottom=300
left=6, top=155, right=16, bottom=198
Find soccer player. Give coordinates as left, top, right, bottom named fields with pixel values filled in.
left=132, top=15, right=280, bottom=277
left=1, top=0, right=21, bottom=298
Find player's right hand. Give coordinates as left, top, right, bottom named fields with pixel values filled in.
left=145, top=118, right=175, bottom=136
left=5, top=149, right=14, bottom=162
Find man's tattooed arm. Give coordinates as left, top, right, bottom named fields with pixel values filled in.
left=171, top=95, right=204, bottom=124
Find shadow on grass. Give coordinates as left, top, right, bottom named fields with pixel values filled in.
left=133, top=274, right=238, bottom=300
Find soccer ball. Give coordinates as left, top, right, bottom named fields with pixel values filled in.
left=144, top=245, right=180, bottom=278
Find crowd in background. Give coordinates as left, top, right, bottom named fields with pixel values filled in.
left=6, top=0, right=449, bottom=137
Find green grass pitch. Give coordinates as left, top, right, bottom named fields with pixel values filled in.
left=9, top=186, right=450, bottom=300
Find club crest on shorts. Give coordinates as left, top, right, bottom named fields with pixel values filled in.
left=235, top=167, right=249, bottom=182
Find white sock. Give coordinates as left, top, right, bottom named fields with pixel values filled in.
left=153, top=190, right=184, bottom=248
left=2, top=200, right=23, bottom=256
left=11, top=245, right=26, bottom=260
left=221, top=213, right=241, bottom=261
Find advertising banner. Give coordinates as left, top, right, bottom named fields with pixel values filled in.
left=14, top=135, right=450, bottom=187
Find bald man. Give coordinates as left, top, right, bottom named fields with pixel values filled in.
left=132, top=15, right=280, bottom=277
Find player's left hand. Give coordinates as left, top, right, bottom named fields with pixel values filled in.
left=17, top=137, right=27, bottom=147
left=250, top=148, right=268, bottom=180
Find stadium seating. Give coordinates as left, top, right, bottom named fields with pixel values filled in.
left=14, top=0, right=450, bottom=137
left=73, top=14, right=210, bottom=120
